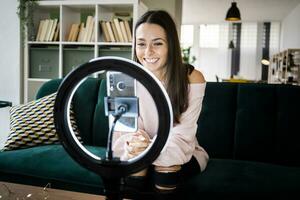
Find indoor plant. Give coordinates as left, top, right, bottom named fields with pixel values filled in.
left=17, top=0, right=39, bottom=42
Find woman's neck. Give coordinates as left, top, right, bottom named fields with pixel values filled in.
left=151, top=68, right=166, bottom=82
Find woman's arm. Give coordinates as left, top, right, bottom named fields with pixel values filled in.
left=189, top=69, right=206, bottom=84
left=153, top=69, right=206, bottom=166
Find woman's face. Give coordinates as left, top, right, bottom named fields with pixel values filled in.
left=135, top=23, right=168, bottom=79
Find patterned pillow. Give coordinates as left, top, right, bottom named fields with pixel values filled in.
left=2, top=92, right=82, bottom=151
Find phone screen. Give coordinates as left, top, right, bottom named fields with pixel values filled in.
left=106, top=71, right=138, bottom=132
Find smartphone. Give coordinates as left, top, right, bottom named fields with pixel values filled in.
left=106, top=71, right=138, bottom=132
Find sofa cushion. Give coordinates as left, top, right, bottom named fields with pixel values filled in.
left=92, top=80, right=109, bottom=147
left=197, top=82, right=237, bottom=159
left=276, top=84, right=300, bottom=167
left=35, top=79, right=62, bottom=99
left=234, top=84, right=277, bottom=163
left=183, top=158, right=300, bottom=199
left=36, top=78, right=103, bottom=145
left=0, top=145, right=105, bottom=193
left=2, top=93, right=81, bottom=151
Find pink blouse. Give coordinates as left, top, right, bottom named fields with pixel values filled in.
left=112, top=82, right=209, bottom=172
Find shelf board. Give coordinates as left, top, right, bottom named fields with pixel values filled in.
left=61, top=42, right=95, bottom=45
left=28, top=41, right=60, bottom=45
left=98, top=42, right=132, bottom=46
left=26, top=42, right=131, bottom=46
left=28, top=78, right=51, bottom=82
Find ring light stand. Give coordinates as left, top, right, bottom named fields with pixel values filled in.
left=54, top=57, right=173, bottom=199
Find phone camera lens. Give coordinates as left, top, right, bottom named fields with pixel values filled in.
left=117, top=81, right=126, bottom=91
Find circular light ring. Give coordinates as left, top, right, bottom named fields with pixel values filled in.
left=54, top=57, right=173, bottom=178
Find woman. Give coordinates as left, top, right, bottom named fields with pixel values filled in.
left=112, top=10, right=209, bottom=193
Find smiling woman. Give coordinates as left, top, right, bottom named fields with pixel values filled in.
left=112, top=10, right=209, bottom=197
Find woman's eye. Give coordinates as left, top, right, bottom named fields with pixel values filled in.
left=154, top=42, right=163, bottom=46
left=137, top=43, right=146, bottom=47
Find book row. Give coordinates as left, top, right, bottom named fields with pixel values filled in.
left=100, top=18, right=132, bottom=43
left=67, top=16, right=95, bottom=42
left=36, top=19, right=59, bottom=42
left=34, top=16, right=133, bottom=43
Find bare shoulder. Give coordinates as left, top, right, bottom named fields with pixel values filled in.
left=189, top=69, right=206, bottom=84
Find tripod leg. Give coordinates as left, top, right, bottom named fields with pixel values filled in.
left=103, top=177, right=123, bottom=200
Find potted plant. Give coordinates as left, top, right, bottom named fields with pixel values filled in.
left=182, top=46, right=196, bottom=64
left=17, top=0, right=39, bottom=42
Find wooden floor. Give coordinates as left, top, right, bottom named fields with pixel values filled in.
left=0, top=181, right=105, bottom=200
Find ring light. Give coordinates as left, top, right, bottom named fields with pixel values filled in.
left=54, top=57, right=173, bottom=179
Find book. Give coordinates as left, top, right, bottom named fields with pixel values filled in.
left=87, top=17, right=95, bottom=42
left=124, top=20, right=132, bottom=42
left=53, top=22, right=60, bottom=41
left=45, top=19, right=54, bottom=41
left=100, top=21, right=110, bottom=42
left=35, top=20, right=44, bottom=41
left=78, top=27, right=86, bottom=42
left=48, top=18, right=58, bottom=41
left=71, top=23, right=80, bottom=42
left=119, top=20, right=128, bottom=42
left=39, top=19, right=49, bottom=41
left=86, top=16, right=94, bottom=42
left=106, top=21, right=115, bottom=42
left=91, top=25, right=95, bottom=42
left=113, top=18, right=124, bottom=42
left=83, top=16, right=93, bottom=42
left=111, top=21, right=120, bottom=42
left=67, top=24, right=75, bottom=41
left=77, top=23, right=85, bottom=42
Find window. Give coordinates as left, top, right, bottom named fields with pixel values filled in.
left=241, top=23, right=257, bottom=48
left=180, top=25, right=194, bottom=48
left=184, top=22, right=280, bottom=82
left=239, top=22, right=258, bottom=79
left=199, top=24, right=219, bottom=48
left=269, top=22, right=280, bottom=56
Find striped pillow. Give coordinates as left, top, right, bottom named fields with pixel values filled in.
left=2, top=92, right=82, bottom=151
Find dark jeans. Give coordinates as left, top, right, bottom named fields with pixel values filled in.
left=124, top=156, right=200, bottom=199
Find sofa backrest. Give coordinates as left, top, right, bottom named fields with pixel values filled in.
left=38, top=79, right=300, bottom=167
left=197, top=82, right=300, bottom=167
left=196, top=82, right=237, bottom=159
left=37, top=78, right=108, bottom=146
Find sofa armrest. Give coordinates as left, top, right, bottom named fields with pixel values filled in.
left=0, top=100, right=12, bottom=108
left=35, top=79, right=62, bottom=100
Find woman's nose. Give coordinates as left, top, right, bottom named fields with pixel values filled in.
left=145, top=45, right=154, bottom=55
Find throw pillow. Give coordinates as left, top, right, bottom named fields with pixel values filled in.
left=2, top=92, right=82, bottom=151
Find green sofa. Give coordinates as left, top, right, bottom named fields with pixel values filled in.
left=1, top=78, right=300, bottom=199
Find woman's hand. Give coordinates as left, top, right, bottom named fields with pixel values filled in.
left=125, top=129, right=151, bottom=159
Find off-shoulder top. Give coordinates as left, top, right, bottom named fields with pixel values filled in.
left=112, top=81, right=209, bottom=171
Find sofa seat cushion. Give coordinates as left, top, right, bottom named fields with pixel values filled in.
left=0, top=145, right=105, bottom=192
left=184, top=158, right=300, bottom=199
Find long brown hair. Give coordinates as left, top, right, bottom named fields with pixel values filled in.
left=133, top=10, right=189, bottom=123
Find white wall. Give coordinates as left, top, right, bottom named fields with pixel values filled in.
left=0, top=0, right=20, bottom=148
left=142, top=0, right=182, bottom=33
left=280, top=3, right=300, bottom=50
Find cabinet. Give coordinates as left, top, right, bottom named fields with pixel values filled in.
left=268, top=49, right=300, bottom=85
left=24, top=0, right=147, bottom=102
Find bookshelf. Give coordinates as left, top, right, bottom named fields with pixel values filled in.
left=24, top=0, right=147, bottom=102
left=268, top=49, right=300, bottom=85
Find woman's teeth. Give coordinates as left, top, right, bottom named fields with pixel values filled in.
left=144, top=58, right=158, bottom=63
